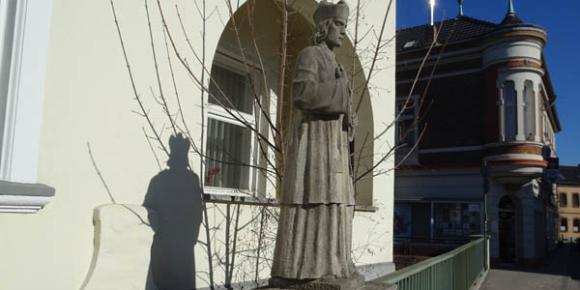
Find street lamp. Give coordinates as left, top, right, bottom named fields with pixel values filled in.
left=482, top=161, right=490, bottom=270
left=429, top=0, right=436, bottom=26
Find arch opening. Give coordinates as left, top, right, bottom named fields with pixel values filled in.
left=207, top=0, right=375, bottom=205
left=498, top=195, right=518, bottom=263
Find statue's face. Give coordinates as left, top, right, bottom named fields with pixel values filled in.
left=325, top=18, right=347, bottom=49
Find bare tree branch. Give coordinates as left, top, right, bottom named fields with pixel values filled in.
left=87, top=142, right=116, bottom=204
left=110, top=0, right=169, bottom=156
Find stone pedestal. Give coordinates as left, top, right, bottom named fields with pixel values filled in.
left=358, top=281, right=397, bottom=290
left=261, top=273, right=397, bottom=290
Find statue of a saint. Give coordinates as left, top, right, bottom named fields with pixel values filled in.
left=271, top=0, right=360, bottom=287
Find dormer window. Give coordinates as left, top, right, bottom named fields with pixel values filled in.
left=403, top=40, right=417, bottom=49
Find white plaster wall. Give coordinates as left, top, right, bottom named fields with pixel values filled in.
left=483, top=39, right=543, bottom=68
left=348, top=0, right=396, bottom=271
left=0, top=0, right=396, bottom=289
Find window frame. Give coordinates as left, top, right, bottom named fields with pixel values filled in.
left=395, top=95, right=419, bottom=147
left=573, top=193, right=580, bottom=208
left=523, top=80, right=536, bottom=141
left=203, top=51, right=264, bottom=198
left=560, top=193, right=568, bottom=208
left=561, top=218, right=568, bottom=232
left=0, top=0, right=54, bottom=213
left=499, top=81, right=518, bottom=142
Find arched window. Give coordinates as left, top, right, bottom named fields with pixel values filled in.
left=523, top=80, right=536, bottom=140
left=573, top=193, right=580, bottom=208
left=502, top=81, right=517, bottom=141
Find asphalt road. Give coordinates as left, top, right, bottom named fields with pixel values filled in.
left=480, top=244, right=580, bottom=290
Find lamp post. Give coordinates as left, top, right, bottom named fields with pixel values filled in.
left=429, top=0, right=435, bottom=26
left=482, top=161, right=490, bottom=270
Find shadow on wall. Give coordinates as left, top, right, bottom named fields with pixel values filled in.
left=144, top=134, right=203, bottom=290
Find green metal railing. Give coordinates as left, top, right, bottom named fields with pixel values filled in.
left=375, top=238, right=487, bottom=290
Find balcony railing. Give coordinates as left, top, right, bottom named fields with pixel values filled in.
left=375, top=238, right=487, bottom=290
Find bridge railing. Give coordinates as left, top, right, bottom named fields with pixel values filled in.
left=375, top=238, right=487, bottom=290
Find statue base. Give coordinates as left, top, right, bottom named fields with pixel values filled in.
left=261, top=272, right=397, bottom=290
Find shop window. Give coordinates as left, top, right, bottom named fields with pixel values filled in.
left=394, top=203, right=412, bottom=239
left=574, top=219, right=580, bottom=233
left=434, top=202, right=481, bottom=239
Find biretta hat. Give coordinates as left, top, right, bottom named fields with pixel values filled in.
left=313, top=0, right=349, bottom=25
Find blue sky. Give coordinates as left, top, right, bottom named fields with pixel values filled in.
left=397, top=0, right=580, bottom=166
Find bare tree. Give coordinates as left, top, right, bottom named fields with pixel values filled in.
left=105, top=0, right=450, bottom=288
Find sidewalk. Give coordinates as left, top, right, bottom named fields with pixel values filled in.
left=480, top=244, right=580, bottom=290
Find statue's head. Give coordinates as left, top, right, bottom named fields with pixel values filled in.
left=312, top=0, right=349, bottom=49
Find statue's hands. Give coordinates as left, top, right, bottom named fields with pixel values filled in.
left=348, top=112, right=358, bottom=141
left=335, top=64, right=347, bottom=79
left=350, top=112, right=358, bottom=128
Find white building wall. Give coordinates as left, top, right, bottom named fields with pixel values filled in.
left=488, top=178, right=544, bottom=261
left=0, top=0, right=396, bottom=289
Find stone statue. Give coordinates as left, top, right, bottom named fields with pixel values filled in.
left=270, top=0, right=360, bottom=288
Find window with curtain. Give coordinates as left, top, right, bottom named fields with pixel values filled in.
left=205, top=61, right=257, bottom=192
left=503, top=81, right=517, bottom=141
left=523, top=80, right=536, bottom=140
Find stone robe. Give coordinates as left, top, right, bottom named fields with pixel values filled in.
left=271, top=43, right=357, bottom=280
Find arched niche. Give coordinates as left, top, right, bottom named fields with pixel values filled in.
left=209, top=0, right=374, bottom=205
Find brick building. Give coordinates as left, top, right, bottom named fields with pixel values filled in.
left=394, top=1, right=561, bottom=266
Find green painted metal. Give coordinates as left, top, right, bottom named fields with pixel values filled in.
left=376, top=238, right=486, bottom=290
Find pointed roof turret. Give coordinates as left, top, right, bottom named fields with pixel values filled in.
left=501, top=0, right=523, bottom=26
left=508, top=0, right=515, bottom=15
left=458, top=0, right=464, bottom=17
